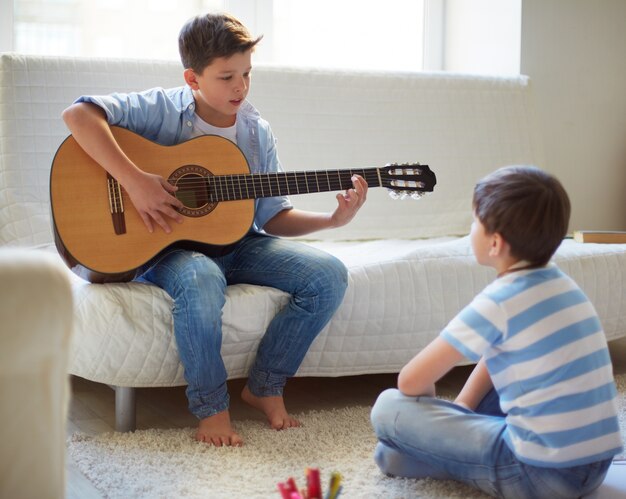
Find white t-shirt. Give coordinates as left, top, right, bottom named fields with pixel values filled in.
left=189, top=114, right=237, bottom=144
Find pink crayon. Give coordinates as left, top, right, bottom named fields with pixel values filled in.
left=306, top=468, right=322, bottom=499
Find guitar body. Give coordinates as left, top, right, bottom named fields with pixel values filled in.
left=50, top=127, right=254, bottom=283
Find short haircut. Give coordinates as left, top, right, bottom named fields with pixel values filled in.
left=178, top=13, right=263, bottom=73
left=473, top=165, right=571, bottom=266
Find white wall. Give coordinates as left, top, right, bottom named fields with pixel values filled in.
left=0, top=0, right=14, bottom=52
left=444, top=0, right=521, bottom=75
left=521, top=0, right=626, bottom=232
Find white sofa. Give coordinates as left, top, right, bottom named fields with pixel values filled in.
left=2, top=53, right=626, bottom=431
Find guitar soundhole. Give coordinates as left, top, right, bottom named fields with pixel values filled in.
left=169, top=165, right=217, bottom=218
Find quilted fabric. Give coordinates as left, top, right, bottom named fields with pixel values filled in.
left=1, top=53, right=625, bottom=389
left=56, top=237, right=626, bottom=386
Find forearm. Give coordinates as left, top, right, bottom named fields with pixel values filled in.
left=454, top=358, right=493, bottom=410
left=397, top=337, right=464, bottom=397
left=61, top=102, right=141, bottom=186
left=263, top=209, right=336, bottom=237
left=264, top=174, right=368, bottom=236
left=62, top=102, right=183, bottom=233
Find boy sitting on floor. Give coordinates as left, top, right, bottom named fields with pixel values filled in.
left=371, top=165, right=622, bottom=498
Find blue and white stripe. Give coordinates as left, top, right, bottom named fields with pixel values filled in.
left=441, top=265, right=622, bottom=467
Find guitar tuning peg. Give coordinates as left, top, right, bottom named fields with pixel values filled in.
left=411, top=191, right=426, bottom=200
left=388, top=189, right=400, bottom=200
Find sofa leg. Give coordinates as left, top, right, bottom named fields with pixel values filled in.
left=113, top=386, right=137, bottom=432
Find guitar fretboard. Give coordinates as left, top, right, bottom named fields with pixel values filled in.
left=198, top=168, right=382, bottom=202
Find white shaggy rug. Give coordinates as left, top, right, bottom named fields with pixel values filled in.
left=68, top=375, right=626, bottom=499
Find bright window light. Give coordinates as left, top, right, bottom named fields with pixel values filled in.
left=267, top=0, right=424, bottom=71
left=5, top=0, right=520, bottom=75
left=9, top=0, right=425, bottom=71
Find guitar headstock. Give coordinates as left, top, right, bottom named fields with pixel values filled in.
left=380, top=163, right=437, bottom=200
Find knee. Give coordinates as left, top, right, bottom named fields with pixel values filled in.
left=374, top=442, right=400, bottom=477
left=308, top=254, right=348, bottom=301
left=370, top=388, right=402, bottom=436
left=169, top=252, right=226, bottom=304
left=373, top=442, right=386, bottom=471
left=185, top=253, right=225, bottom=282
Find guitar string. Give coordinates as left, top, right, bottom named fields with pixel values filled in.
left=112, top=169, right=427, bottom=202
left=170, top=172, right=424, bottom=190
left=166, top=169, right=383, bottom=184
left=171, top=172, right=384, bottom=201
left=114, top=174, right=422, bottom=194
left=112, top=177, right=380, bottom=191
left=161, top=169, right=418, bottom=189
left=166, top=171, right=383, bottom=188
left=169, top=176, right=384, bottom=190
left=162, top=167, right=424, bottom=183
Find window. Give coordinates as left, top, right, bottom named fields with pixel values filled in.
left=13, top=0, right=81, bottom=56
left=2, top=0, right=521, bottom=75
left=263, top=0, right=425, bottom=71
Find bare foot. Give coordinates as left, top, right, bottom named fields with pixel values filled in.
left=195, top=410, right=243, bottom=447
left=241, top=385, right=301, bottom=430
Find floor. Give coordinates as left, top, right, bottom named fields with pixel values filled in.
left=65, top=365, right=474, bottom=498
left=65, top=339, right=626, bottom=499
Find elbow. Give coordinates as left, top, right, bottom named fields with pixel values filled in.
left=261, top=209, right=290, bottom=237
left=397, top=381, right=412, bottom=396
left=397, top=368, right=434, bottom=397
left=397, top=370, right=417, bottom=396
left=61, top=103, right=80, bottom=129
left=62, top=102, right=105, bottom=130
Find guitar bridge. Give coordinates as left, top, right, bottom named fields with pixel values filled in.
left=107, top=173, right=126, bottom=235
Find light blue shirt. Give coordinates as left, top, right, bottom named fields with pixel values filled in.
left=75, top=85, right=293, bottom=231
left=442, top=265, right=622, bottom=467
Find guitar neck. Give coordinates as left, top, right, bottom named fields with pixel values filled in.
left=203, top=167, right=381, bottom=202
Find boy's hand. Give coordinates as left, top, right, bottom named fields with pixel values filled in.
left=454, top=358, right=493, bottom=411
left=331, top=174, right=368, bottom=227
left=124, top=171, right=185, bottom=233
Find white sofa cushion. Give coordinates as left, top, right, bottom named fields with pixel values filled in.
left=39, top=236, right=623, bottom=387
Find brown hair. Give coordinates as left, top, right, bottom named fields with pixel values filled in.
left=178, top=13, right=263, bottom=73
left=473, top=165, right=571, bottom=266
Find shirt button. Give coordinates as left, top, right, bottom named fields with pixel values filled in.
left=186, top=120, right=192, bottom=127
left=188, top=104, right=194, bottom=111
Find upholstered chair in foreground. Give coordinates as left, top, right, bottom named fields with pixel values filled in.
left=0, top=249, right=73, bottom=499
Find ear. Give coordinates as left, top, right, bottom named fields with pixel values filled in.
left=183, top=68, right=199, bottom=90
left=489, top=232, right=508, bottom=257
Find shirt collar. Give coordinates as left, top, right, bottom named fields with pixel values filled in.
left=180, top=85, right=195, bottom=114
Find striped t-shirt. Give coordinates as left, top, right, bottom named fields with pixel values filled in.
left=441, top=264, right=623, bottom=467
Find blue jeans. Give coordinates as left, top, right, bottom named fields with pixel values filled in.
left=370, top=388, right=611, bottom=498
left=138, top=233, right=348, bottom=419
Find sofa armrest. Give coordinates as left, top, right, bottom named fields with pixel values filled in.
left=0, top=249, right=73, bottom=499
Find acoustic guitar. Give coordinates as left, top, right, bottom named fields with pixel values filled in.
left=50, top=126, right=436, bottom=283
